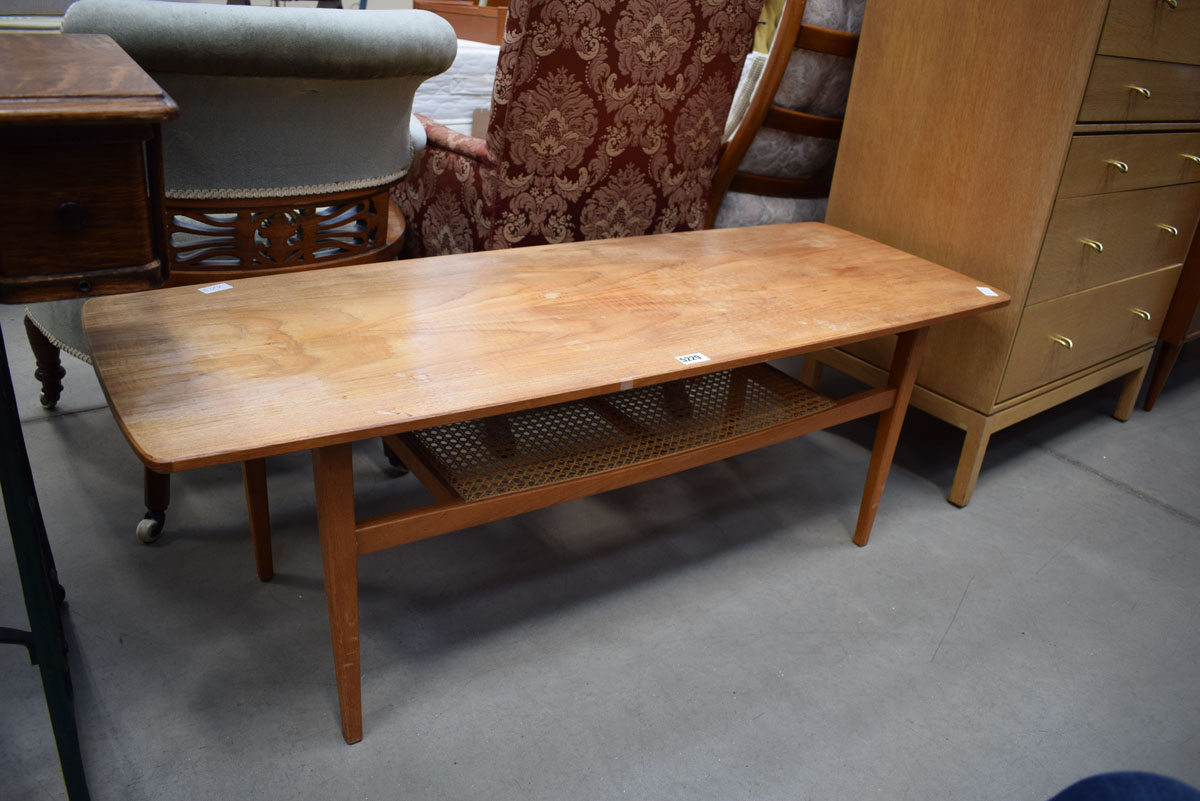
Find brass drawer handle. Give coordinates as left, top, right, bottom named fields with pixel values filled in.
left=1162, top=0, right=1178, bottom=8
left=1049, top=334, right=1074, bottom=350
left=1104, top=159, right=1130, bottom=173
left=1157, top=223, right=1180, bottom=236
left=1184, top=154, right=1200, bottom=166
left=1126, top=85, right=1152, bottom=99
left=1079, top=238, right=1104, bottom=253
left=1130, top=308, right=1152, bottom=321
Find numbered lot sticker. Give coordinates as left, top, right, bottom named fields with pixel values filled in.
left=675, top=352, right=711, bottom=365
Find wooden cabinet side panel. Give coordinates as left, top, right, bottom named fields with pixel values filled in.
left=826, top=0, right=1109, bottom=413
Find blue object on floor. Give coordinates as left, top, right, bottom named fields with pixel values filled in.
left=1050, top=772, right=1200, bottom=801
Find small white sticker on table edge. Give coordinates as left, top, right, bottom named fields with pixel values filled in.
left=620, top=377, right=635, bottom=391
left=976, top=286, right=999, bottom=297
left=199, top=283, right=233, bottom=294
left=675, top=352, right=711, bottom=365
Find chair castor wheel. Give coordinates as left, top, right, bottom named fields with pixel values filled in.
left=136, top=512, right=166, bottom=544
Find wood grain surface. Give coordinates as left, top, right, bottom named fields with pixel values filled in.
left=0, top=34, right=176, bottom=124
left=83, top=222, right=1007, bottom=471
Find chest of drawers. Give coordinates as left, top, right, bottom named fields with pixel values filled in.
left=813, top=0, right=1200, bottom=505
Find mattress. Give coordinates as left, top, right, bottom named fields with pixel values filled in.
left=412, top=38, right=500, bottom=136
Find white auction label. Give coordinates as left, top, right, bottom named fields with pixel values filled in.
left=976, top=286, right=999, bottom=297
left=198, top=283, right=233, bottom=294
left=675, top=352, right=711, bottom=365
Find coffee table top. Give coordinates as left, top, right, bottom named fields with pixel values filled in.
left=84, top=223, right=1008, bottom=471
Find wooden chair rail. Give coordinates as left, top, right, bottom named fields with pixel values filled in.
left=728, top=172, right=832, bottom=199
left=705, top=0, right=860, bottom=227
left=763, top=106, right=845, bottom=139
left=795, top=23, right=858, bottom=59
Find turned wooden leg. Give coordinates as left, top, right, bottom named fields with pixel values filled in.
left=800, top=352, right=824, bottom=388
left=313, top=443, right=362, bottom=745
left=23, top=316, right=66, bottom=410
left=948, top=416, right=994, bottom=508
left=853, top=328, right=928, bottom=547
left=242, top=459, right=273, bottom=582
left=1142, top=342, right=1180, bottom=412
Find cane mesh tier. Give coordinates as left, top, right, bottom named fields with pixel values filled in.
left=402, top=364, right=835, bottom=502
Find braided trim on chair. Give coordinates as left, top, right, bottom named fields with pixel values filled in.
left=165, top=169, right=411, bottom=201
left=23, top=307, right=93, bottom=365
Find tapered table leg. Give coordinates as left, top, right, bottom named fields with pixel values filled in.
left=242, top=459, right=273, bottom=582
left=0, top=328, right=91, bottom=799
left=853, top=327, right=929, bottom=546
left=312, top=443, right=362, bottom=744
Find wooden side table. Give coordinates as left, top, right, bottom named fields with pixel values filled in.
left=0, top=33, right=176, bottom=801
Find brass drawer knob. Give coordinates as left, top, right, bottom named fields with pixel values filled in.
left=1162, top=0, right=1178, bottom=8
left=1126, top=85, right=1152, bottom=99
left=1130, top=308, right=1152, bottom=321
left=1049, top=334, right=1074, bottom=350
left=1183, top=154, right=1200, bottom=166
left=1157, top=223, right=1180, bottom=236
left=1104, top=159, right=1130, bottom=173
left=1079, top=238, right=1104, bottom=253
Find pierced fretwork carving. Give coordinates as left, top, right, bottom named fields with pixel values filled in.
left=165, top=186, right=394, bottom=273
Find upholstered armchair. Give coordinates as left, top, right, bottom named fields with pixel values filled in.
left=23, top=0, right=455, bottom=542
left=395, top=0, right=765, bottom=257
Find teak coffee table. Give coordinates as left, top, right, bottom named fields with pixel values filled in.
left=83, top=223, right=1008, bottom=743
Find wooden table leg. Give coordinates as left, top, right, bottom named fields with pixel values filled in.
left=853, top=327, right=929, bottom=546
left=241, top=459, right=273, bottom=582
left=312, top=443, right=362, bottom=744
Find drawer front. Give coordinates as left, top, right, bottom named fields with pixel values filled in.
left=999, top=265, right=1181, bottom=401
left=1028, top=181, right=1200, bottom=304
left=1058, top=131, right=1200, bottom=198
left=0, top=141, right=155, bottom=274
left=1078, top=56, right=1200, bottom=122
left=1097, top=0, right=1200, bottom=66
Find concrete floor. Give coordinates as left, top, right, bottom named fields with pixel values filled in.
left=2, top=301, right=1198, bottom=801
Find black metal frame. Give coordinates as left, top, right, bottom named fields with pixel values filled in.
left=1, top=326, right=91, bottom=800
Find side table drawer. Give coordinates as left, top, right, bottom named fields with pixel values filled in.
left=1097, top=0, right=1200, bottom=66
left=999, top=265, right=1180, bottom=401
left=1078, top=56, right=1200, bottom=122
left=1057, top=131, right=1200, bottom=198
left=0, top=134, right=161, bottom=302
left=1028, top=181, right=1200, bottom=304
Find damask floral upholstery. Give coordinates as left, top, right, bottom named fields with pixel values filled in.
left=396, top=0, right=764, bottom=257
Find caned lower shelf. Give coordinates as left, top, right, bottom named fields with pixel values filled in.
left=399, top=363, right=835, bottom=503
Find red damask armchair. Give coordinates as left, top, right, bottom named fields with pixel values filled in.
left=395, top=0, right=765, bottom=256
